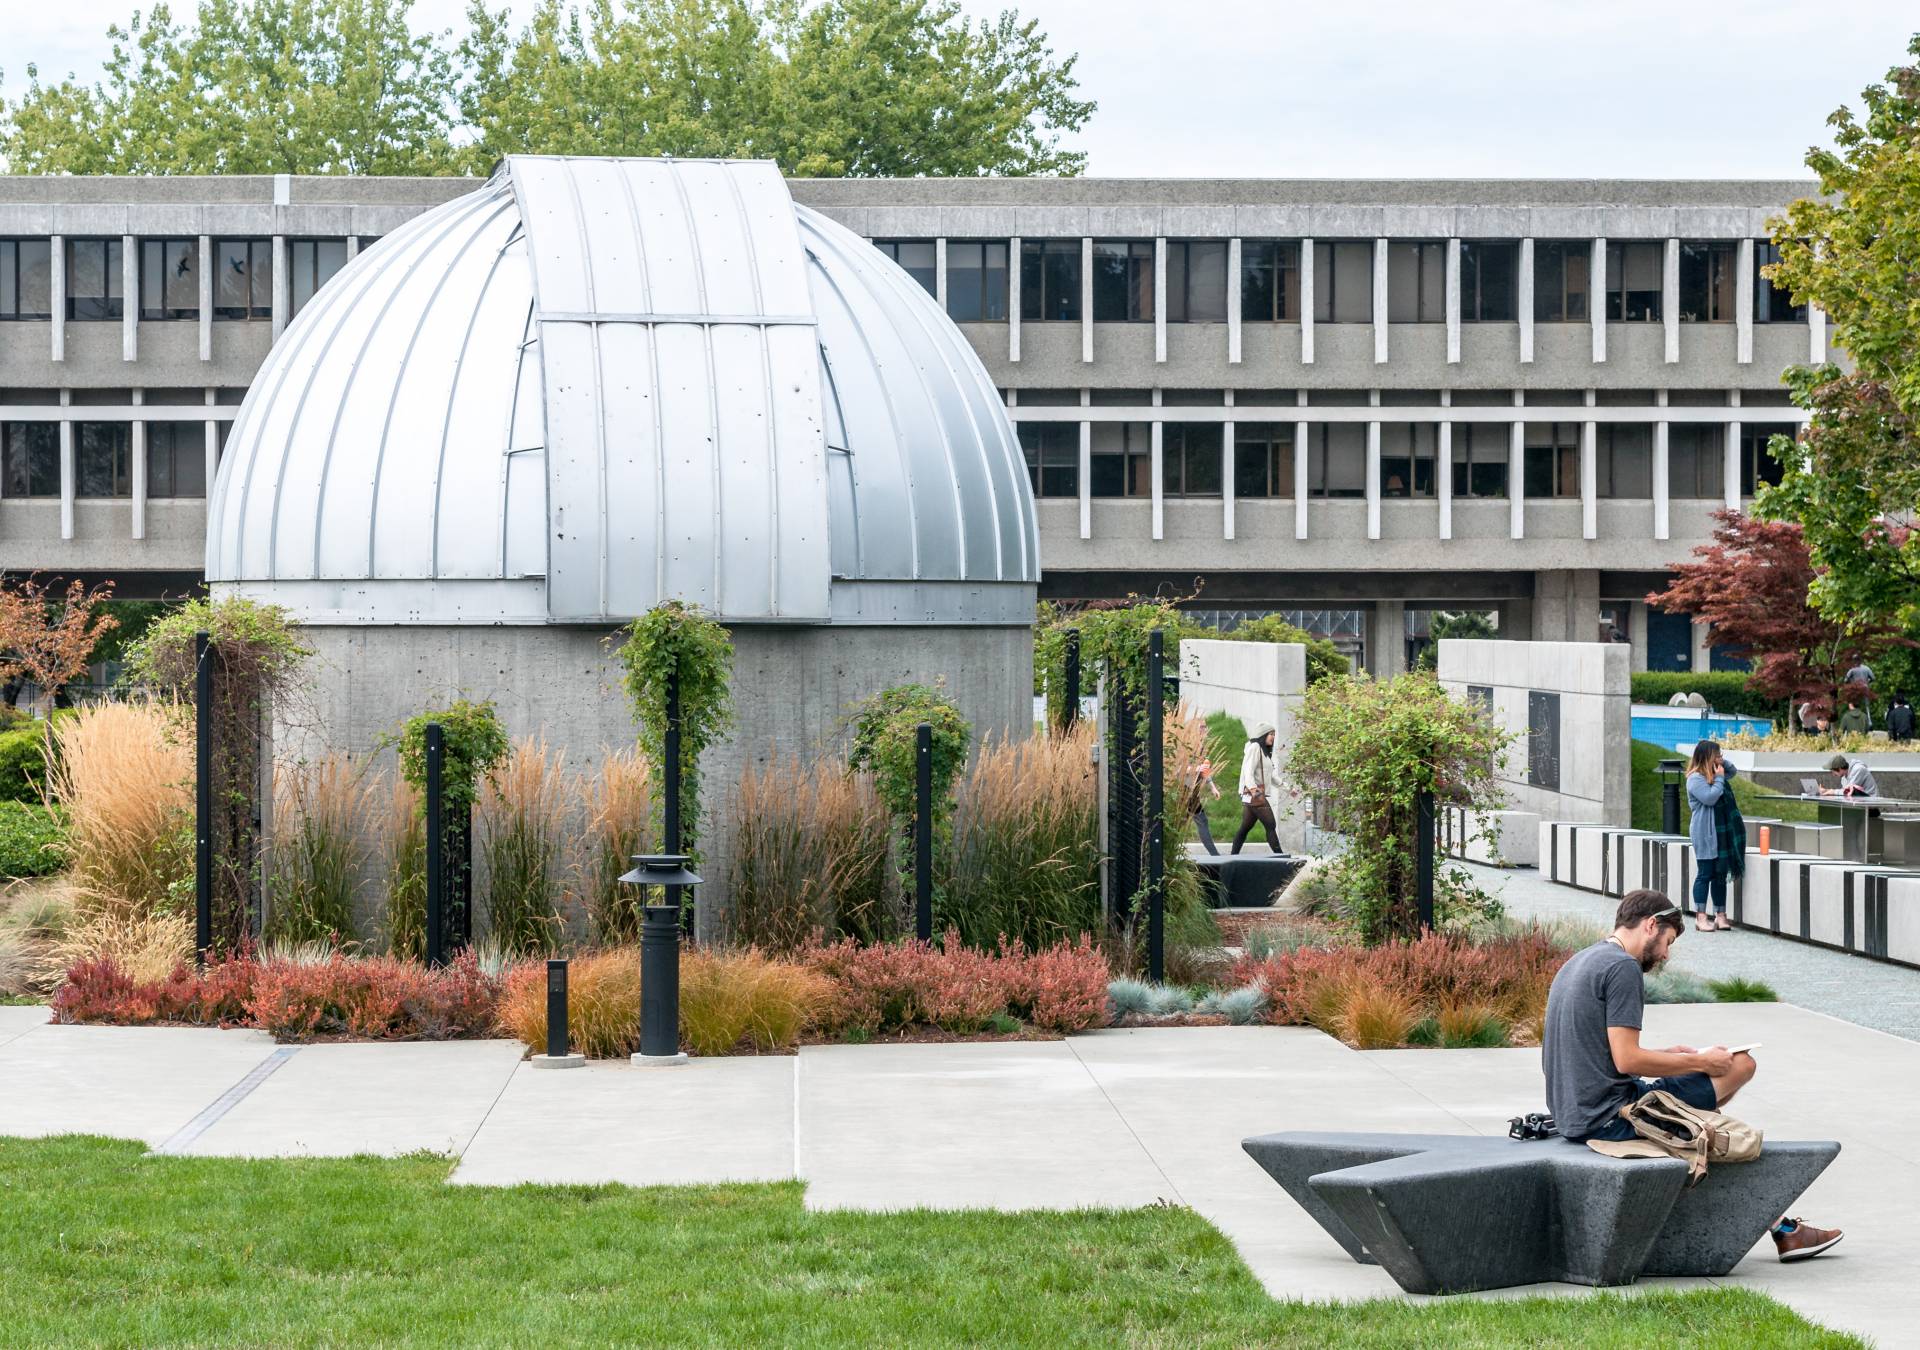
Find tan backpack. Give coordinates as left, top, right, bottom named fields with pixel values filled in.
left=1585, top=1089, right=1763, bottom=1185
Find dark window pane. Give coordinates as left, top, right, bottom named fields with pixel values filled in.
left=75, top=422, right=132, bottom=497
left=289, top=238, right=350, bottom=317
left=143, top=239, right=200, bottom=320
left=1606, top=242, right=1663, bottom=322
left=1234, top=424, right=1292, bottom=498
left=1178, top=240, right=1226, bottom=323
left=1600, top=424, right=1652, bottom=497
left=1678, top=242, right=1735, bottom=322
left=1460, top=241, right=1516, bottom=321
left=1023, top=240, right=1081, bottom=322
left=1754, top=242, right=1807, bottom=323
left=1387, top=242, right=1444, bottom=323
left=2, top=240, right=55, bottom=319
left=944, top=240, right=1007, bottom=323
left=1164, top=423, right=1222, bottom=496
left=1, top=422, right=60, bottom=496
left=1315, top=242, right=1373, bottom=324
left=874, top=239, right=936, bottom=296
left=148, top=421, right=208, bottom=498
left=1017, top=422, right=1078, bottom=499
left=1089, top=422, right=1146, bottom=496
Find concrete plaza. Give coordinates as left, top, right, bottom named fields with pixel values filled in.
left=0, top=998, right=1910, bottom=1346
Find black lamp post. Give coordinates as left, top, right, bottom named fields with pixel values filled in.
left=620, top=853, right=702, bottom=1066
left=1658, top=759, right=1686, bottom=836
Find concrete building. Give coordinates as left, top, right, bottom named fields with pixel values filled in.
left=1, top=171, right=1819, bottom=673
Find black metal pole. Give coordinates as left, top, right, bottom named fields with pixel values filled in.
left=664, top=665, right=687, bottom=938
left=425, top=722, right=444, bottom=968
left=546, top=959, right=569, bottom=1060
left=1147, top=630, right=1166, bottom=983
left=915, top=721, right=934, bottom=942
left=1415, top=788, right=1436, bottom=933
left=193, top=630, right=212, bottom=964
left=1062, top=628, right=1081, bottom=732
left=640, top=903, right=681, bottom=1058
left=1659, top=759, right=1684, bottom=836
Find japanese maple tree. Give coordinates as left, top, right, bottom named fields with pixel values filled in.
left=0, top=577, right=119, bottom=705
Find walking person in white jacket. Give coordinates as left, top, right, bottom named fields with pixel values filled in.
left=1231, top=722, right=1285, bottom=854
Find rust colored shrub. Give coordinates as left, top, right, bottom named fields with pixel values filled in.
left=803, top=935, right=1012, bottom=1034
left=996, top=935, right=1109, bottom=1033
left=245, top=951, right=497, bottom=1041
left=1339, top=982, right=1420, bottom=1049
left=497, top=949, right=640, bottom=1059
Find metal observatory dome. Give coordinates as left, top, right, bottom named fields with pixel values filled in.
left=206, top=155, right=1039, bottom=627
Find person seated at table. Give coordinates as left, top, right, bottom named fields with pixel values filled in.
left=1822, top=754, right=1879, bottom=797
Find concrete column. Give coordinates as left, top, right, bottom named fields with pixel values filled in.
left=1690, top=619, right=1713, bottom=674
left=1369, top=600, right=1406, bottom=677
left=1810, top=303, right=1827, bottom=363
left=1365, top=417, right=1382, bottom=541
left=1629, top=600, right=1650, bottom=672
left=1590, top=237, right=1607, bottom=363
left=58, top=398, right=74, bottom=541
left=1663, top=238, right=1680, bottom=364
left=1726, top=391, right=1743, bottom=510
left=1437, top=390, right=1454, bottom=541
left=1445, top=237, right=1462, bottom=364
left=1223, top=390, right=1237, bottom=541
left=934, top=238, right=948, bottom=310
left=1372, top=237, right=1389, bottom=364
left=1736, top=237, right=1754, bottom=364
left=1653, top=389, right=1671, bottom=542
left=198, top=235, right=213, bottom=362
left=1007, top=235, right=1021, bottom=363
left=1518, top=238, right=1536, bottom=364
left=1227, top=237, right=1242, bottom=365
left=1572, top=569, right=1601, bottom=643
left=1078, top=391, right=1091, bottom=541
left=1509, top=394, right=1525, bottom=540
left=1294, top=395, right=1309, bottom=540
left=121, top=234, right=137, bottom=361
left=1079, top=237, right=1093, bottom=364
left=204, top=388, right=219, bottom=493
left=1299, top=238, right=1315, bottom=364
left=1153, top=237, right=1168, bottom=363
left=1149, top=408, right=1164, bottom=542
left=1581, top=391, right=1598, bottom=541
left=346, top=236, right=360, bottom=261
left=270, top=234, right=289, bottom=340
left=49, top=234, right=65, bottom=362
left=131, top=390, right=146, bottom=541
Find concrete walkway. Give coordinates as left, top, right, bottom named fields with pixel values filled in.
left=1, top=1001, right=1910, bottom=1346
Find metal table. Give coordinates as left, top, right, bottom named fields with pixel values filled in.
left=1791, top=794, right=1920, bottom=864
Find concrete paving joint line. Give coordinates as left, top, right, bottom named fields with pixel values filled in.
left=155, top=1047, right=300, bottom=1155
left=454, top=1050, right=531, bottom=1160
left=1063, top=1037, right=1187, bottom=1206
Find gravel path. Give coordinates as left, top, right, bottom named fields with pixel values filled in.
left=1461, top=860, right=1920, bottom=1043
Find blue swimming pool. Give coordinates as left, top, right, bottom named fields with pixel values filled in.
left=1629, top=706, right=1773, bottom=751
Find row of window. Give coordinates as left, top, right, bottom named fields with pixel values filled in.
left=875, top=238, right=1806, bottom=327
left=0, top=422, right=213, bottom=498
left=0, top=238, right=369, bottom=323
left=1018, top=421, right=1793, bottom=502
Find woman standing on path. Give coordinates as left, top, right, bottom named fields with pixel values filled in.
left=1232, top=722, right=1284, bottom=854
left=1687, top=739, right=1742, bottom=932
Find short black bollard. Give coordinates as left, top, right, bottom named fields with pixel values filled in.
left=531, top=958, right=584, bottom=1069
left=424, top=722, right=445, bottom=969
left=915, top=721, right=933, bottom=942
left=620, top=854, right=702, bottom=1066
left=1659, top=758, right=1686, bottom=836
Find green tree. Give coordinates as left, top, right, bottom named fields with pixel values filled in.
left=460, top=0, right=1094, bottom=175
left=1755, top=35, right=1920, bottom=632
left=2, top=0, right=473, bottom=174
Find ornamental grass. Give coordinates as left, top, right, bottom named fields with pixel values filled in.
left=580, top=749, right=651, bottom=945
left=497, top=949, right=640, bottom=1059
left=266, top=755, right=370, bottom=945
left=681, top=948, right=835, bottom=1055
left=726, top=756, right=891, bottom=951
left=479, top=737, right=568, bottom=957
left=381, top=775, right=427, bottom=960
left=940, top=726, right=1100, bottom=951
left=48, top=703, right=193, bottom=920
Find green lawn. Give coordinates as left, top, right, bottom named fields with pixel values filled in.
left=1629, top=740, right=1821, bottom=835
left=0, top=1136, right=1860, bottom=1347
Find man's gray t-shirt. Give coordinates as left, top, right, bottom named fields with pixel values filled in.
left=1542, top=940, right=1644, bottom=1140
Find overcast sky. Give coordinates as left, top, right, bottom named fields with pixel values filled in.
left=3, top=0, right=1914, bottom=178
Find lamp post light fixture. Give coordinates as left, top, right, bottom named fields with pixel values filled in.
left=1658, top=759, right=1687, bottom=836
left=620, top=854, right=702, bottom=1066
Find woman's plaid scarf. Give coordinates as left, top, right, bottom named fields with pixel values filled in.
left=1714, top=788, right=1747, bottom=878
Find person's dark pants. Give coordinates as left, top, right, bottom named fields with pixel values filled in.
left=1192, top=808, right=1220, bottom=856
left=1231, top=800, right=1279, bottom=853
left=1693, top=853, right=1731, bottom=915
left=1578, top=1072, right=1720, bottom=1143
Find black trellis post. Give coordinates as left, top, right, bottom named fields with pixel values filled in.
left=425, top=722, right=445, bottom=968
left=915, top=721, right=934, bottom=942
left=664, top=664, right=689, bottom=938
left=1415, top=787, right=1436, bottom=933
left=1062, top=628, right=1081, bottom=732
left=193, top=630, right=213, bottom=964
left=1147, top=629, right=1166, bottom=983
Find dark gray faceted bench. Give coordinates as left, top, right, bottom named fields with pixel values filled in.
left=1242, top=1130, right=1841, bottom=1295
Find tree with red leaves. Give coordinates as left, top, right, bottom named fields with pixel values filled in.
left=1648, top=511, right=1907, bottom=720
left=0, top=577, right=118, bottom=708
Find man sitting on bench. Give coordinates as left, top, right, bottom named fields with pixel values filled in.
left=1542, top=889, right=1843, bottom=1262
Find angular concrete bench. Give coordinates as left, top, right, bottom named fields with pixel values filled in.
left=1242, top=1130, right=1840, bottom=1295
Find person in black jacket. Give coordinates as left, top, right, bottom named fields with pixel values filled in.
left=1889, top=694, right=1915, bottom=743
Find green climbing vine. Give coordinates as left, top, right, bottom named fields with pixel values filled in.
left=395, top=699, right=511, bottom=813
left=847, top=682, right=971, bottom=910
left=613, top=601, right=734, bottom=867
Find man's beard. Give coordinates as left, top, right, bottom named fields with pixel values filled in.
left=1639, top=950, right=1667, bottom=974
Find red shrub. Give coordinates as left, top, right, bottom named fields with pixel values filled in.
left=51, top=958, right=144, bottom=1024
left=802, top=933, right=1015, bottom=1034
left=246, top=953, right=500, bottom=1042
left=997, top=935, right=1109, bottom=1033
left=1241, top=933, right=1570, bottom=1029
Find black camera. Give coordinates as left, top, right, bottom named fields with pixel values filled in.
left=1508, top=1112, right=1558, bottom=1141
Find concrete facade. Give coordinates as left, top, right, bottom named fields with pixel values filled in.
left=1177, top=638, right=1307, bottom=849
left=2, top=173, right=1819, bottom=659
left=1437, top=637, right=1632, bottom=825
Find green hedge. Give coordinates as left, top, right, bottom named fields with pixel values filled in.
left=0, top=802, right=67, bottom=878
left=0, top=724, right=53, bottom=804
left=1629, top=672, right=1783, bottom=722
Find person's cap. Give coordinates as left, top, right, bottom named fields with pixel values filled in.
left=1251, top=721, right=1276, bottom=740
left=1828, top=754, right=1850, bottom=772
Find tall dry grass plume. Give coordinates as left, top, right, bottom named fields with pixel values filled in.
left=50, top=703, right=193, bottom=919
left=942, top=724, right=1101, bottom=950
left=266, top=755, right=371, bottom=945
left=381, top=774, right=427, bottom=960
left=581, top=749, right=651, bottom=944
left=728, top=756, right=892, bottom=951
left=44, top=910, right=193, bottom=985
left=480, top=736, right=568, bottom=956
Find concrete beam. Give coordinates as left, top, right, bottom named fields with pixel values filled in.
left=1437, top=391, right=1454, bottom=541
left=1509, top=394, right=1525, bottom=540
left=1736, top=237, right=1754, bottom=364
left=270, top=234, right=289, bottom=341
left=1154, top=236, right=1167, bottom=364
left=1725, top=394, right=1742, bottom=511
left=49, top=234, right=64, bottom=362
left=1294, top=404, right=1309, bottom=540
left=58, top=409, right=74, bottom=541
left=1149, top=413, right=1164, bottom=541
left=1007, top=235, right=1021, bottom=363
left=1365, top=417, right=1381, bottom=541
left=934, top=236, right=947, bottom=310
left=1654, top=390, right=1671, bottom=542
left=131, top=390, right=146, bottom=541
left=1663, top=237, right=1680, bottom=364
left=121, top=234, right=137, bottom=362
left=1077, top=396, right=1091, bottom=541
left=1581, top=393, right=1598, bottom=541
left=1223, top=403, right=1237, bottom=541
left=1299, top=237, right=1315, bottom=364
left=1079, top=237, right=1093, bottom=363
left=1227, top=237, right=1242, bottom=365
left=198, top=235, right=213, bottom=362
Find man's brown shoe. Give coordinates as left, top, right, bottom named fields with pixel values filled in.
left=1774, top=1218, right=1844, bottom=1261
